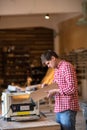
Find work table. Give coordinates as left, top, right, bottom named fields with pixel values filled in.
left=0, top=117, right=60, bottom=130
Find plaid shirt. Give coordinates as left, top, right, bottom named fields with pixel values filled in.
left=54, top=60, right=79, bottom=112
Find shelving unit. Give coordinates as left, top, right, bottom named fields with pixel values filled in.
left=1, top=46, right=31, bottom=86
left=0, top=27, right=53, bottom=88
left=0, top=48, right=4, bottom=86
left=0, top=46, right=48, bottom=87
left=31, top=66, right=48, bottom=85
left=0, top=49, right=3, bottom=78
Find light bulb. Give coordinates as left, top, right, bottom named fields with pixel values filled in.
left=45, top=14, right=50, bottom=19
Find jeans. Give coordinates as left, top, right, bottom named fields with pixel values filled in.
left=56, top=110, right=77, bottom=130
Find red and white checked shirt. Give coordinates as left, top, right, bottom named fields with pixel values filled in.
left=53, top=60, right=79, bottom=112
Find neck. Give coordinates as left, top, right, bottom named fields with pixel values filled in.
left=55, top=58, right=61, bottom=68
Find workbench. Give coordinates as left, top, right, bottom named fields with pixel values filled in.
left=0, top=117, right=60, bottom=130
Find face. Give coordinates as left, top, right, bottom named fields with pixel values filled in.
left=44, top=56, right=57, bottom=68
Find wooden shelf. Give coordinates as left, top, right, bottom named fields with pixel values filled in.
left=0, top=27, right=53, bottom=87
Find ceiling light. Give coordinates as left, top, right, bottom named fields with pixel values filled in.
left=45, top=14, right=50, bottom=19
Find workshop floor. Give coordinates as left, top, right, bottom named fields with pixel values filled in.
left=39, top=104, right=86, bottom=130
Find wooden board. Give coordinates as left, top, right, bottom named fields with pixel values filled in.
left=30, top=83, right=58, bottom=102
left=0, top=117, right=60, bottom=130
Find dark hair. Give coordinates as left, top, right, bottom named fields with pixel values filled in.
left=41, top=50, right=59, bottom=64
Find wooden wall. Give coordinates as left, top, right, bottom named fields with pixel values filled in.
left=59, top=16, right=87, bottom=54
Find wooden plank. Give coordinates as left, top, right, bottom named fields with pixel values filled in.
left=30, top=83, right=58, bottom=102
